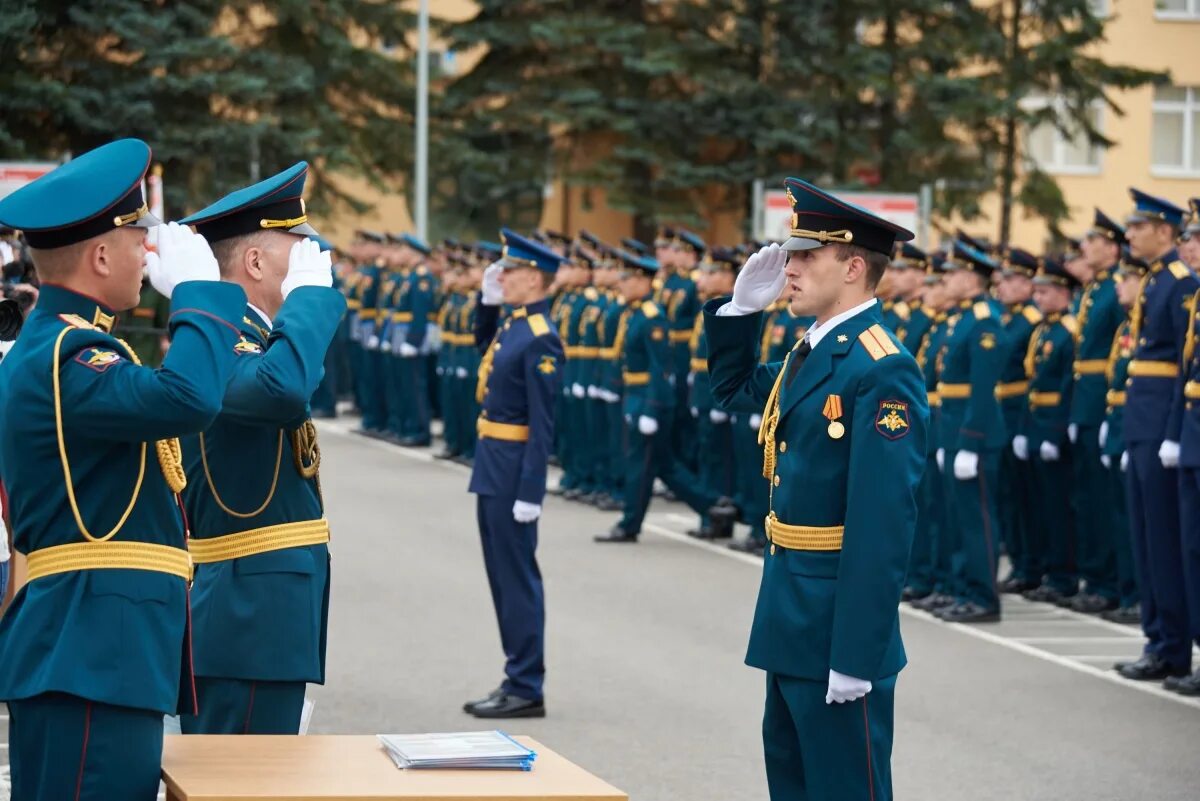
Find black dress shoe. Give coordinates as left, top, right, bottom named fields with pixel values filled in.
left=727, top=538, right=764, bottom=555
left=686, top=527, right=713, bottom=539
left=462, top=687, right=504, bottom=714
left=937, top=602, right=1001, bottom=623
left=1100, top=604, right=1141, bottom=625
left=578, top=492, right=598, bottom=506
left=1069, top=593, right=1118, bottom=615
left=1115, top=654, right=1189, bottom=681
left=999, top=575, right=1037, bottom=594
left=1169, top=671, right=1200, bottom=696
left=594, top=526, right=638, bottom=543
left=596, top=495, right=622, bottom=512
left=902, top=586, right=932, bottom=602
left=562, top=488, right=583, bottom=500
left=1023, top=585, right=1071, bottom=605
left=912, top=592, right=955, bottom=612
left=400, top=437, right=431, bottom=447
left=433, top=449, right=460, bottom=460
left=470, top=692, right=546, bottom=719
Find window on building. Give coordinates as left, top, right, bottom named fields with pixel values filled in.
left=1156, top=0, right=1200, bottom=18
left=1023, top=96, right=1103, bottom=174
left=1152, top=86, right=1200, bottom=176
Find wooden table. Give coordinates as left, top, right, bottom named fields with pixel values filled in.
left=161, top=735, right=628, bottom=801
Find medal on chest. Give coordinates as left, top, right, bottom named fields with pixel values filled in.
left=822, top=394, right=845, bottom=440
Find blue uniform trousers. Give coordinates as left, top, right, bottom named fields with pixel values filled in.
left=311, top=335, right=339, bottom=416
left=584, top=395, right=609, bottom=495
left=606, top=400, right=624, bottom=498
left=619, top=418, right=718, bottom=535
left=945, top=449, right=1001, bottom=611
left=1106, top=461, right=1140, bottom=608
left=1126, top=443, right=1191, bottom=669
left=360, top=348, right=388, bottom=431
left=763, top=672, right=896, bottom=801
left=906, top=454, right=944, bottom=595
left=9, top=692, right=163, bottom=801
left=998, top=446, right=1034, bottom=582
left=180, top=677, right=306, bottom=735
left=730, top=416, right=769, bottom=543
left=1030, top=451, right=1077, bottom=594
left=477, top=494, right=545, bottom=701
left=400, top=355, right=431, bottom=441
left=1073, top=429, right=1118, bottom=599
left=1176, top=468, right=1200, bottom=648
left=383, top=351, right=404, bottom=437
left=348, top=335, right=364, bottom=411
left=695, top=414, right=735, bottom=527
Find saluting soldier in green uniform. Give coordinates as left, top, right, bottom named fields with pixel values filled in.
left=176, top=162, right=345, bottom=735
left=706, top=178, right=926, bottom=801
left=0, top=139, right=248, bottom=801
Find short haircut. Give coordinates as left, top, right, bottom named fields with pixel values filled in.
left=210, top=231, right=271, bottom=279
left=28, top=233, right=112, bottom=281
left=833, top=243, right=890, bottom=290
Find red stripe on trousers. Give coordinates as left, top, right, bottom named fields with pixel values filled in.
left=74, top=702, right=92, bottom=801
left=243, top=682, right=257, bottom=734
left=862, top=696, right=875, bottom=801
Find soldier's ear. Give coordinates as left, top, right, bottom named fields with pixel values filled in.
left=243, top=245, right=265, bottom=282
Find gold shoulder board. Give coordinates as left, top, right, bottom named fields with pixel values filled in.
left=1061, top=315, right=1079, bottom=337
left=1169, top=261, right=1192, bottom=280
left=973, top=301, right=991, bottom=320
left=584, top=287, right=599, bottom=301
left=895, top=302, right=911, bottom=321
left=858, top=324, right=900, bottom=361
left=527, top=313, right=550, bottom=336
left=1022, top=305, right=1042, bottom=326
left=417, top=265, right=429, bottom=276
left=641, top=301, right=660, bottom=318
left=58, top=314, right=95, bottom=330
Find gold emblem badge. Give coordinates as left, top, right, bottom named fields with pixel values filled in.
left=537, top=355, right=557, bottom=375
left=822, top=394, right=845, bottom=439
left=980, top=332, right=996, bottom=350
left=837, top=334, right=848, bottom=343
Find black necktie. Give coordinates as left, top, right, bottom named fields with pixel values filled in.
left=785, top=338, right=812, bottom=387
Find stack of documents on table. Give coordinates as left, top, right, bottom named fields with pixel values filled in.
left=377, top=731, right=537, bottom=771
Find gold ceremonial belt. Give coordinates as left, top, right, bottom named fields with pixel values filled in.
left=765, top=514, right=844, bottom=552
left=189, top=518, right=330, bottom=565
left=358, top=309, right=379, bottom=320
left=927, top=390, right=941, bottom=407
left=566, top=346, right=599, bottom=358
left=392, top=312, right=414, bottom=323
left=477, top=418, right=530, bottom=442
left=346, top=300, right=363, bottom=310
left=26, top=541, right=192, bottom=582
left=690, top=358, right=708, bottom=372
left=668, top=331, right=692, bottom=343
left=938, top=382, right=971, bottom=399
left=994, top=381, right=1029, bottom=400
left=1128, top=360, right=1179, bottom=378
left=1029, top=391, right=1062, bottom=407
left=1074, top=360, right=1108, bottom=375
left=1106, top=390, right=1127, bottom=407
left=623, top=371, right=651, bottom=386
left=1186, top=381, right=1200, bottom=400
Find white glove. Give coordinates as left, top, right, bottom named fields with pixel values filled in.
left=725, top=244, right=788, bottom=315
left=586, top=385, right=599, bottom=399
left=436, top=365, right=444, bottom=376
left=398, top=342, right=419, bottom=357
left=571, top=383, right=586, bottom=399
left=366, top=334, right=380, bottom=350
left=380, top=339, right=393, bottom=353
left=1160, top=439, right=1180, bottom=469
left=1121, top=451, right=1129, bottom=472
left=637, top=415, right=658, bottom=436
left=1101, top=454, right=1112, bottom=468
left=749, top=414, right=763, bottom=430
left=936, top=448, right=945, bottom=472
left=455, top=366, right=468, bottom=378
left=281, top=237, right=334, bottom=299
left=825, top=669, right=873, bottom=705
left=1040, top=441, right=1060, bottom=462
left=710, top=409, right=729, bottom=424
left=687, top=372, right=695, bottom=387
left=1068, top=424, right=1078, bottom=444
left=953, top=449, right=979, bottom=480
left=512, top=500, right=541, bottom=523
left=690, top=406, right=699, bottom=418
left=149, top=221, right=220, bottom=298
left=482, top=262, right=504, bottom=306
left=1012, top=435, right=1029, bottom=461
left=1099, top=421, right=1109, bottom=449
left=601, top=389, right=620, bottom=404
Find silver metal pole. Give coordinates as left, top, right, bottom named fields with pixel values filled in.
left=919, top=183, right=933, bottom=250
left=415, top=0, right=429, bottom=241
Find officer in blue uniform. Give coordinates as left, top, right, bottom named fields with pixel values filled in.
left=463, top=229, right=565, bottom=719
left=933, top=242, right=1011, bottom=623
left=1114, top=189, right=1197, bottom=682
left=889, top=243, right=933, bottom=354
left=353, top=238, right=387, bottom=436
left=0, top=139, right=248, bottom=800
left=175, top=163, right=346, bottom=734
left=706, top=178, right=926, bottom=801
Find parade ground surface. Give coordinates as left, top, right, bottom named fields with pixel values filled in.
left=5, top=416, right=1196, bottom=800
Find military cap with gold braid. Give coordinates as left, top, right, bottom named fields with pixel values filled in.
left=891, top=242, right=928, bottom=270
left=943, top=240, right=998, bottom=278
left=781, top=177, right=914, bottom=254
left=0, top=138, right=160, bottom=249
left=180, top=161, right=318, bottom=243
left=1126, top=187, right=1187, bottom=228
left=1088, top=208, right=1126, bottom=243
left=1033, top=253, right=1080, bottom=290
left=499, top=227, right=565, bottom=274
left=1001, top=246, right=1038, bottom=278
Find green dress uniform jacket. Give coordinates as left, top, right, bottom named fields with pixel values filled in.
left=706, top=300, right=928, bottom=682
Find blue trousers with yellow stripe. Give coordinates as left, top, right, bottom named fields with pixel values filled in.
left=9, top=692, right=164, bottom=801
left=763, top=672, right=896, bottom=801
left=180, top=677, right=306, bottom=735
left=944, top=449, right=1001, bottom=611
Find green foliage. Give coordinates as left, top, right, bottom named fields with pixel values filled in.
left=0, top=0, right=415, bottom=218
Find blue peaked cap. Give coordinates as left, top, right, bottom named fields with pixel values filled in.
left=675, top=228, right=706, bottom=255
left=946, top=241, right=998, bottom=277
left=499, top=228, right=565, bottom=274
left=616, top=249, right=659, bottom=274
left=181, top=161, right=317, bottom=243
left=393, top=233, right=430, bottom=255
left=1127, top=188, right=1186, bottom=228
left=0, top=138, right=159, bottom=249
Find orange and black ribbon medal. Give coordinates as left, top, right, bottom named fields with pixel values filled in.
left=822, top=394, right=845, bottom=440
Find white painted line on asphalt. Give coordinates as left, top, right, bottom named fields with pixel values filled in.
left=1015, top=636, right=1142, bottom=644
left=642, top=521, right=765, bottom=568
